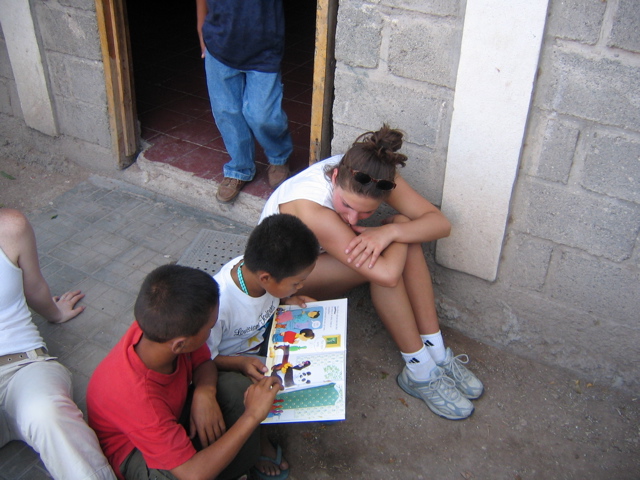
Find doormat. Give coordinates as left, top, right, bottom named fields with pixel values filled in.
left=178, top=229, right=248, bottom=276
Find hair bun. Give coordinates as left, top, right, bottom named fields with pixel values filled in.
left=358, top=124, right=407, bottom=167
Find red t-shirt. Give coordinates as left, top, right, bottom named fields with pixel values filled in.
left=87, top=321, right=211, bottom=479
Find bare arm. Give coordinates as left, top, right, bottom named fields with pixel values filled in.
left=190, top=359, right=226, bottom=447
left=282, top=294, right=316, bottom=308
left=195, top=0, right=207, bottom=58
left=346, top=174, right=451, bottom=268
left=170, top=376, right=282, bottom=480
left=281, top=201, right=408, bottom=287
left=213, top=355, right=268, bottom=382
left=0, top=209, right=84, bottom=323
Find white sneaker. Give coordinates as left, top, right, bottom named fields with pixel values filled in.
left=397, top=366, right=474, bottom=420
left=437, top=347, right=484, bottom=399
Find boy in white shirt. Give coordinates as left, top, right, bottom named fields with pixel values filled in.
left=207, top=213, right=319, bottom=480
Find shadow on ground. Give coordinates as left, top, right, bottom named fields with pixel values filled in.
left=0, top=173, right=638, bottom=480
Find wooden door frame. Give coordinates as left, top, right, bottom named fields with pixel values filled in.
left=95, top=0, right=138, bottom=169
left=310, top=0, right=337, bottom=163
left=95, top=0, right=336, bottom=169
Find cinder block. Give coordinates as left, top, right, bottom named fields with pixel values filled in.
left=498, top=233, right=553, bottom=292
left=546, top=0, right=605, bottom=44
left=58, top=0, right=96, bottom=11
left=512, top=178, right=640, bottom=262
left=401, top=141, right=445, bottom=205
left=379, top=0, right=459, bottom=17
left=609, top=0, right=640, bottom=53
left=582, top=132, right=640, bottom=204
left=330, top=123, right=366, bottom=154
left=333, top=68, right=449, bottom=148
left=547, top=249, right=640, bottom=324
left=48, top=52, right=106, bottom=105
left=388, top=16, right=459, bottom=88
left=536, top=117, right=580, bottom=184
left=55, top=97, right=111, bottom=148
left=536, top=48, right=640, bottom=130
left=335, top=2, right=383, bottom=68
left=35, top=3, right=102, bottom=61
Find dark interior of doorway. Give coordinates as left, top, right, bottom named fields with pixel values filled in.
left=126, top=1, right=316, bottom=200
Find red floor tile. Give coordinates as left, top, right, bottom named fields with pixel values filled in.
left=242, top=163, right=274, bottom=198
left=282, top=99, right=312, bottom=125
left=166, top=119, right=220, bottom=146
left=163, top=95, right=211, bottom=119
left=143, top=134, right=199, bottom=163
left=139, top=107, right=192, bottom=134
left=171, top=146, right=221, bottom=181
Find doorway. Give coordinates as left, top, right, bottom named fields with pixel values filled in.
left=123, top=1, right=319, bottom=199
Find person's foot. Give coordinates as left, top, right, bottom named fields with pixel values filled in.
left=216, top=177, right=247, bottom=203
left=253, top=442, right=289, bottom=479
left=267, top=164, right=290, bottom=189
left=397, top=366, right=474, bottom=420
left=437, top=347, right=484, bottom=399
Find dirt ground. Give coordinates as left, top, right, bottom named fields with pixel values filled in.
left=1, top=156, right=639, bottom=479
left=0, top=155, right=91, bottom=212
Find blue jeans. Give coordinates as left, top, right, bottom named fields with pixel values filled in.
left=205, top=52, right=293, bottom=181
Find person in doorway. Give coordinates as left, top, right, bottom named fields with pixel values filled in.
left=197, top=0, right=293, bottom=203
left=0, top=208, right=116, bottom=480
left=259, top=125, right=484, bottom=420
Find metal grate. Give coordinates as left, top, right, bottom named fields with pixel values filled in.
left=178, top=229, right=248, bottom=275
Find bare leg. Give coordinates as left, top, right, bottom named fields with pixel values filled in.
left=302, top=250, right=429, bottom=353
left=403, top=243, right=440, bottom=335
left=370, top=276, right=424, bottom=353
left=299, top=253, right=367, bottom=300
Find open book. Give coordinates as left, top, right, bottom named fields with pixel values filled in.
left=261, top=298, right=348, bottom=424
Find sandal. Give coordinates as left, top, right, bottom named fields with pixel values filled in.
left=250, top=444, right=289, bottom=480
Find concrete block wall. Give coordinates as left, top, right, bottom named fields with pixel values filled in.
left=332, top=0, right=464, bottom=206
left=333, top=0, right=640, bottom=392
left=0, top=0, right=112, bottom=170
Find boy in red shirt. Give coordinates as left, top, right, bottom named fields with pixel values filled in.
left=87, top=264, right=282, bottom=480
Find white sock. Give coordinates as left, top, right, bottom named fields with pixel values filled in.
left=421, top=331, right=446, bottom=364
left=401, top=345, right=437, bottom=381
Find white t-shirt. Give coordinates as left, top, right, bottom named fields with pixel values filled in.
left=259, top=155, right=342, bottom=222
left=0, top=247, right=44, bottom=356
left=207, top=256, right=279, bottom=358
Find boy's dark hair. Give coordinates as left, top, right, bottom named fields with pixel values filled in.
left=244, top=214, right=319, bottom=282
left=134, top=264, right=220, bottom=343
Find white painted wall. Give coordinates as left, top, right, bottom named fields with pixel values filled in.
left=0, top=0, right=57, bottom=136
left=436, top=0, right=549, bottom=281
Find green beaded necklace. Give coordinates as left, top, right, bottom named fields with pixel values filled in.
left=237, top=262, right=249, bottom=295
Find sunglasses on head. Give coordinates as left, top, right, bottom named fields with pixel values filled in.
left=349, top=168, right=396, bottom=191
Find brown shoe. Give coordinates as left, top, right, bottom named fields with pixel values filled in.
left=216, top=177, right=247, bottom=203
left=267, top=164, right=290, bottom=189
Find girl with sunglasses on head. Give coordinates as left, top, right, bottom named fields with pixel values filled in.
left=259, top=124, right=483, bottom=420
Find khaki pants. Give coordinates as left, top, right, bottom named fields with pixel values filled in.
left=0, top=355, right=116, bottom=480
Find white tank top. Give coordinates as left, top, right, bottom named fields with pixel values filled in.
left=259, top=155, right=343, bottom=222
left=0, top=247, right=44, bottom=355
